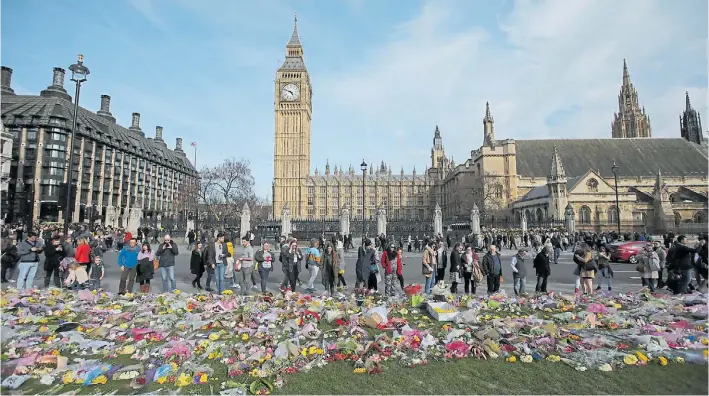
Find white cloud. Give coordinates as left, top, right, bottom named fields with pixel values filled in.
left=318, top=0, right=707, bottom=169
left=129, top=0, right=169, bottom=31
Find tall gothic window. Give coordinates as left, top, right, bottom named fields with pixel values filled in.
left=607, top=206, right=618, bottom=224
left=579, top=206, right=591, bottom=224
left=586, top=178, right=598, bottom=192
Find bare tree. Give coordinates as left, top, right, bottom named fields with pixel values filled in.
left=471, top=172, right=507, bottom=213
left=197, top=158, right=256, bottom=222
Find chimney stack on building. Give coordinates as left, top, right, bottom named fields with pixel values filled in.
left=96, top=94, right=116, bottom=123
left=175, top=137, right=183, bottom=152
left=129, top=112, right=144, bottom=136
left=155, top=126, right=164, bottom=141
left=1, top=66, right=15, bottom=95
left=39, top=67, right=71, bottom=101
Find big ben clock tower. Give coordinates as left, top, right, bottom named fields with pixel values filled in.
left=273, top=16, right=312, bottom=219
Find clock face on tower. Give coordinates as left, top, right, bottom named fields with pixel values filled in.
left=281, top=84, right=300, bottom=101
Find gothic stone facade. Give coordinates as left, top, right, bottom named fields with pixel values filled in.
left=272, top=19, right=436, bottom=221
left=0, top=66, right=198, bottom=227
left=435, top=101, right=708, bottom=233
left=611, top=60, right=652, bottom=139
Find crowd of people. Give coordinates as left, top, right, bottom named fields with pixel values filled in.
left=1, top=220, right=706, bottom=298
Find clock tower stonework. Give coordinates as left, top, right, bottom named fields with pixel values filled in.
left=273, top=17, right=312, bottom=219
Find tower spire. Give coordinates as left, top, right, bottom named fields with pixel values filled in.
left=685, top=91, right=691, bottom=111
left=483, top=101, right=495, bottom=146
left=484, top=101, right=493, bottom=122
left=549, top=145, right=566, bottom=180
left=288, top=15, right=301, bottom=47
left=622, top=59, right=630, bottom=86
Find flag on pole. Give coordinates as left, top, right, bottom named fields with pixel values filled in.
left=190, top=142, right=197, bottom=147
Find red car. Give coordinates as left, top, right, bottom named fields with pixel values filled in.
left=607, top=241, right=649, bottom=263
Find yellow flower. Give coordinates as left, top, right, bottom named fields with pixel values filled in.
left=39, top=326, right=48, bottom=333
left=62, top=371, right=76, bottom=384
left=614, top=303, right=622, bottom=309
left=623, top=355, right=638, bottom=365
left=125, top=293, right=134, bottom=298
left=635, top=351, right=648, bottom=362
left=598, top=363, right=613, bottom=372
left=308, top=346, right=317, bottom=355
left=209, top=333, right=220, bottom=341
left=241, top=333, right=249, bottom=341
left=658, top=357, right=668, bottom=366
left=156, top=377, right=167, bottom=384
left=520, top=355, right=533, bottom=363
left=119, top=323, right=128, bottom=329
left=174, top=289, right=181, bottom=295
left=353, top=368, right=366, bottom=374
left=200, top=373, right=208, bottom=383
left=675, top=357, right=685, bottom=364
left=176, top=373, right=192, bottom=387
left=91, top=375, right=107, bottom=385
left=506, top=356, right=517, bottom=363
left=170, top=362, right=178, bottom=372
left=222, top=289, right=233, bottom=295
left=316, top=348, right=323, bottom=355
left=301, top=348, right=307, bottom=357
left=118, top=345, right=136, bottom=355
left=546, top=355, right=560, bottom=362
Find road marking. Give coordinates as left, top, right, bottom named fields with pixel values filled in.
left=612, top=270, right=637, bottom=273
left=629, top=277, right=641, bottom=280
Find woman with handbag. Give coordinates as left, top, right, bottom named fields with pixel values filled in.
left=136, top=242, right=155, bottom=293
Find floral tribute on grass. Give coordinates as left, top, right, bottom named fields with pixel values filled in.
left=0, top=286, right=707, bottom=394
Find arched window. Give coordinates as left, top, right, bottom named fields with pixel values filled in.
left=586, top=178, right=599, bottom=192
left=674, top=211, right=682, bottom=227
left=494, top=185, right=503, bottom=199
left=535, top=208, right=544, bottom=222
left=579, top=206, right=592, bottom=224
left=693, top=211, right=707, bottom=223
left=525, top=209, right=533, bottom=222
left=607, top=206, right=618, bottom=224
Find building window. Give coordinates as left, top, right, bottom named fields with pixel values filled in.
left=693, top=211, right=706, bottom=223
left=586, top=178, right=599, bottom=192
left=607, top=206, right=618, bottom=224
left=579, top=206, right=591, bottom=224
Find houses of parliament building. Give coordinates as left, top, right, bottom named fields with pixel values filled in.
left=272, top=20, right=708, bottom=231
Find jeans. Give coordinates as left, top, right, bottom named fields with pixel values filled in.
left=307, top=265, right=320, bottom=290
left=17, top=262, right=38, bottom=291
left=240, top=266, right=254, bottom=294
left=118, top=267, right=136, bottom=294
left=575, top=275, right=581, bottom=289
left=598, top=267, right=612, bottom=289
left=513, top=276, right=526, bottom=296
left=257, top=268, right=270, bottom=293
left=554, top=248, right=561, bottom=264
left=282, top=267, right=298, bottom=291
left=215, top=263, right=226, bottom=294
left=160, top=266, right=176, bottom=293
left=44, top=268, right=61, bottom=288
left=463, top=272, right=476, bottom=294
left=641, top=277, right=656, bottom=292
left=425, top=275, right=435, bottom=294
left=90, top=279, right=101, bottom=291
left=535, top=276, right=548, bottom=292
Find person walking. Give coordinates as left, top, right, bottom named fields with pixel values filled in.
left=638, top=244, right=659, bottom=292
left=577, top=245, right=596, bottom=294
left=461, top=245, right=479, bottom=295
left=136, top=242, right=155, bottom=293
left=280, top=239, right=301, bottom=292
left=533, top=247, right=551, bottom=293
left=190, top=241, right=205, bottom=290
left=156, top=234, right=179, bottom=293
left=117, top=238, right=140, bottom=295
left=254, top=242, right=273, bottom=294
left=510, top=248, right=530, bottom=296
left=422, top=240, right=436, bottom=294
left=304, top=239, right=321, bottom=293
left=322, top=243, right=337, bottom=295
left=238, top=236, right=255, bottom=295
left=449, top=243, right=463, bottom=294
left=481, top=244, right=503, bottom=294
left=596, top=246, right=612, bottom=291
left=16, top=232, right=44, bottom=291
left=380, top=244, right=398, bottom=297
left=1, top=238, right=19, bottom=284
left=205, top=233, right=230, bottom=294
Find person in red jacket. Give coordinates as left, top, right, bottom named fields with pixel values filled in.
left=380, top=244, right=398, bottom=297
left=74, top=237, right=91, bottom=270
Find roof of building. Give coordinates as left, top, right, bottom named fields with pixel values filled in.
left=515, top=138, right=707, bottom=178
left=518, top=176, right=582, bottom=202
left=1, top=95, right=196, bottom=175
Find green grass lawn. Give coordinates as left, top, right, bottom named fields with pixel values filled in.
left=19, top=359, right=708, bottom=395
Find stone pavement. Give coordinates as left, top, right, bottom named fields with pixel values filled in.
left=5, top=243, right=644, bottom=295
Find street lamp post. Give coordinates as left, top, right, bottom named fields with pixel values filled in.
left=611, top=161, right=621, bottom=234
left=360, top=160, right=367, bottom=238
left=63, top=55, right=90, bottom=235
left=15, top=179, right=25, bottom=224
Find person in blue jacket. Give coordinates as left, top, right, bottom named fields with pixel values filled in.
left=117, top=237, right=141, bottom=294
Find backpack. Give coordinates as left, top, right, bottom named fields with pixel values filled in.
left=649, top=252, right=661, bottom=272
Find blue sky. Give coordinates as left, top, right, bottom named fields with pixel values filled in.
left=2, top=0, right=707, bottom=198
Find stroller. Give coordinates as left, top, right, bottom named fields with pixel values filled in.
left=58, top=257, right=75, bottom=290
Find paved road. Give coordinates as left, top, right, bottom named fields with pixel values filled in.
left=5, top=242, right=645, bottom=295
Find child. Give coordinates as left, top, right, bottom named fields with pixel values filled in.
left=64, top=262, right=89, bottom=290
left=88, top=255, right=104, bottom=291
